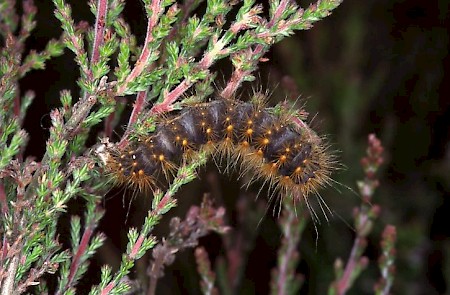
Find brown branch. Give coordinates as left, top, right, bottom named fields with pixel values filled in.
left=0, top=257, right=19, bottom=295
left=0, top=184, right=8, bottom=215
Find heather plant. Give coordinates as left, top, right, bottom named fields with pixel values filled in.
left=0, top=0, right=396, bottom=294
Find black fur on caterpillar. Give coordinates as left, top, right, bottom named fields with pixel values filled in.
left=95, top=94, right=335, bottom=205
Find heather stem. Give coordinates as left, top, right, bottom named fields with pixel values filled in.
left=150, top=7, right=252, bottom=113
left=277, top=217, right=297, bottom=295
left=329, top=134, right=384, bottom=295
left=66, top=228, right=94, bottom=291
left=149, top=39, right=223, bottom=114
left=221, top=0, right=290, bottom=98
left=91, top=0, right=108, bottom=65
left=24, top=94, right=96, bottom=200
left=150, top=80, right=191, bottom=114
left=119, top=90, right=148, bottom=147
left=1, top=256, right=19, bottom=295
left=375, top=225, right=396, bottom=295
left=104, top=112, right=115, bottom=137
left=0, top=184, right=8, bottom=215
left=270, top=199, right=305, bottom=295
left=336, top=237, right=367, bottom=295
left=116, top=0, right=162, bottom=95
left=147, top=251, right=165, bottom=295
left=195, top=247, right=218, bottom=295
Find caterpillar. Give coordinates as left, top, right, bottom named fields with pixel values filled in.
left=95, top=95, right=335, bottom=204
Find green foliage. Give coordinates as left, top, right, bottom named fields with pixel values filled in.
left=1, top=1, right=400, bottom=295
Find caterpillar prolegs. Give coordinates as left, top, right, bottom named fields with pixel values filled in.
left=95, top=95, right=335, bottom=204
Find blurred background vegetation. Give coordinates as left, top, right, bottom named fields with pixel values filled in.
left=19, top=0, right=449, bottom=294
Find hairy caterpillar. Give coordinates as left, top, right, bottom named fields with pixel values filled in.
left=95, top=95, right=335, bottom=204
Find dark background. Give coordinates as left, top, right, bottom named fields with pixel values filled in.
left=16, top=0, right=449, bottom=294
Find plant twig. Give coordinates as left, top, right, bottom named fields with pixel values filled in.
left=119, top=90, right=148, bottom=148
left=270, top=200, right=307, bottom=295
left=195, top=246, right=218, bottom=295
left=116, top=0, right=163, bottom=95
left=222, top=0, right=343, bottom=98
left=1, top=257, right=19, bottom=295
left=329, top=134, right=385, bottom=295
left=147, top=196, right=228, bottom=295
left=374, top=225, right=396, bottom=295
left=91, top=0, right=108, bottom=65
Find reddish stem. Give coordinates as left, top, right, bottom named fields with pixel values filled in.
left=57, top=226, right=94, bottom=295
left=197, top=38, right=223, bottom=70
left=118, top=90, right=147, bottom=148
left=100, top=282, right=115, bottom=295
left=336, top=236, right=365, bottom=295
left=129, top=235, right=145, bottom=259
left=149, top=80, right=190, bottom=114
left=149, top=40, right=220, bottom=114
left=68, top=227, right=93, bottom=282
left=157, top=192, right=172, bottom=212
left=221, top=0, right=290, bottom=98
left=226, top=234, right=243, bottom=288
left=100, top=194, right=173, bottom=294
left=268, top=0, right=289, bottom=28
left=104, top=112, right=115, bottom=138
left=220, top=49, right=260, bottom=99
left=91, top=0, right=108, bottom=65
left=151, top=0, right=267, bottom=111
left=0, top=183, right=8, bottom=215
left=13, top=93, right=20, bottom=117
left=116, top=0, right=161, bottom=95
